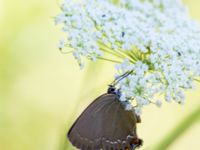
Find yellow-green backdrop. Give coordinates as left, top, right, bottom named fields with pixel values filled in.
left=0, top=0, right=200, bottom=150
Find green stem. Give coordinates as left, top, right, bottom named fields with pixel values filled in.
left=59, top=49, right=73, bottom=54
left=117, top=49, right=137, bottom=63
left=97, top=56, right=121, bottom=63
left=112, top=0, right=120, bottom=5
left=194, top=79, right=200, bottom=83
left=99, top=45, right=124, bottom=59
left=153, top=106, right=200, bottom=150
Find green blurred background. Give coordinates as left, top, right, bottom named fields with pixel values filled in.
left=0, top=0, right=200, bottom=150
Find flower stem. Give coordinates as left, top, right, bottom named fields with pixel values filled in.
left=112, top=0, right=120, bottom=5
left=153, top=106, right=200, bottom=150
left=194, top=78, right=200, bottom=83
left=97, top=56, right=121, bottom=63
left=99, top=44, right=125, bottom=59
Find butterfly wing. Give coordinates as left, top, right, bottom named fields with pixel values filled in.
left=68, top=94, right=139, bottom=150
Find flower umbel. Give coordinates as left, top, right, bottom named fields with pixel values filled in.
left=56, top=0, right=200, bottom=115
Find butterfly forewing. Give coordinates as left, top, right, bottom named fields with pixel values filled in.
left=68, top=93, right=139, bottom=150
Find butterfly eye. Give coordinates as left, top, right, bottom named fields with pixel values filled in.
left=110, top=88, right=115, bottom=92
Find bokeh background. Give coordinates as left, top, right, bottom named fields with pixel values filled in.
left=0, top=0, right=200, bottom=150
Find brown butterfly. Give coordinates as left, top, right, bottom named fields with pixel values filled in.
left=67, top=85, right=142, bottom=150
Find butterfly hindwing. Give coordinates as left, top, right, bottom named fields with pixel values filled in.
left=68, top=94, right=139, bottom=150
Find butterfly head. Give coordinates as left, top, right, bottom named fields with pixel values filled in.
left=107, top=85, right=121, bottom=98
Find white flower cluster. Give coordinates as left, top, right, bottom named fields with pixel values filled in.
left=56, top=0, right=200, bottom=115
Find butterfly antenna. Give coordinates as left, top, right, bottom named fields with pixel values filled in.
left=110, top=70, right=133, bottom=87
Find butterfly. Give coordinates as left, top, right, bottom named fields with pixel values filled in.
left=67, top=84, right=142, bottom=150
left=68, top=71, right=142, bottom=150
